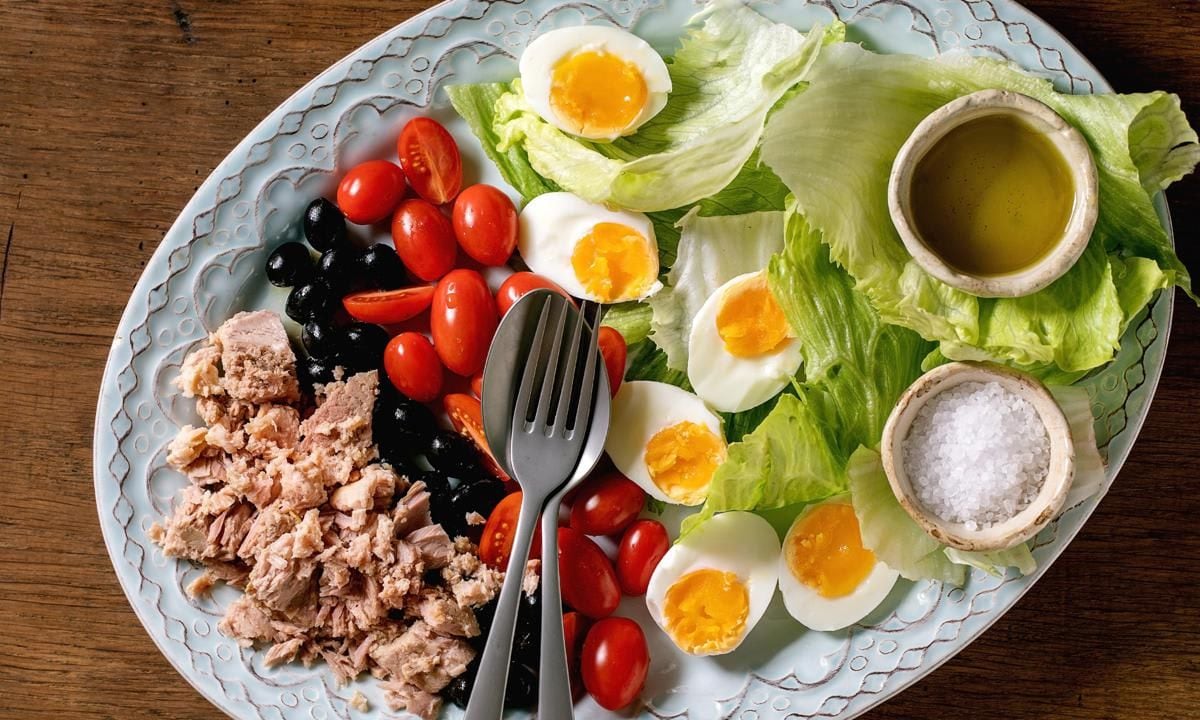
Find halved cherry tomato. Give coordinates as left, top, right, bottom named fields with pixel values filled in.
left=558, top=527, right=620, bottom=619
left=431, top=269, right=498, bottom=376
left=581, top=617, right=649, bottom=711
left=397, top=117, right=462, bottom=205
left=342, top=285, right=434, bottom=324
left=452, top=184, right=518, bottom=266
left=616, top=519, right=669, bottom=597
left=598, top=326, right=627, bottom=397
left=496, top=272, right=572, bottom=316
left=383, top=332, right=443, bottom=402
left=337, top=160, right=406, bottom=225
left=391, top=198, right=457, bottom=281
left=569, top=471, right=645, bottom=537
left=469, top=372, right=484, bottom=400
left=478, top=492, right=541, bottom=569
left=563, top=611, right=590, bottom=701
left=444, top=393, right=511, bottom=483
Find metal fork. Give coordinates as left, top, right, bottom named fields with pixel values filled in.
left=464, top=293, right=605, bottom=720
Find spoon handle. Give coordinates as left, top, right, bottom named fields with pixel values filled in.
left=464, top=493, right=541, bottom=720
left=537, top=494, right=575, bottom=719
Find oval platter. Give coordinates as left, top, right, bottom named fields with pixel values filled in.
left=93, top=1, right=1175, bottom=718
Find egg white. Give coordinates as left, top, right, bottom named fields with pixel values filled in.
left=519, top=25, right=671, bottom=141
left=687, top=271, right=804, bottom=413
left=777, top=500, right=900, bottom=632
left=646, top=511, right=780, bottom=656
left=518, top=192, right=661, bottom=304
left=605, top=380, right=724, bottom=506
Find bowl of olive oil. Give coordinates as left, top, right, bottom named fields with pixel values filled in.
left=888, top=89, right=1098, bottom=298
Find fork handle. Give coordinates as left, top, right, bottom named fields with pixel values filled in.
left=537, top=493, right=575, bottom=719
left=464, top=494, right=542, bottom=720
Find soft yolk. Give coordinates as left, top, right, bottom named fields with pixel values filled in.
left=643, top=421, right=726, bottom=505
left=570, top=222, right=657, bottom=302
left=549, top=49, right=648, bottom=137
left=785, top=503, right=876, bottom=599
left=715, top=274, right=791, bottom=358
left=662, top=569, right=749, bottom=654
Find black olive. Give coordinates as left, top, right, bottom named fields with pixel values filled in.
left=285, top=281, right=337, bottom=323
left=375, top=394, right=437, bottom=445
left=303, top=197, right=347, bottom=252
left=411, top=470, right=453, bottom=500
left=427, top=431, right=486, bottom=478
left=265, top=242, right=314, bottom=288
left=504, top=662, right=537, bottom=709
left=512, top=624, right=539, bottom=666
left=442, top=659, right=478, bottom=708
left=301, top=320, right=339, bottom=360
left=297, top=356, right=335, bottom=392
left=450, top=477, right=506, bottom=524
left=473, top=597, right=498, bottom=638
left=316, top=245, right=364, bottom=294
left=339, top=322, right=389, bottom=373
left=359, top=243, right=407, bottom=289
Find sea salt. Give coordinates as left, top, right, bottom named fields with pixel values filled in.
left=902, top=381, right=1050, bottom=531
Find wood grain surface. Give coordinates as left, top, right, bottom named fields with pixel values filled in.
left=1, top=1, right=1197, bottom=718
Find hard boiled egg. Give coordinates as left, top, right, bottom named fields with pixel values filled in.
left=777, top=497, right=899, bottom=631
left=688, top=270, right=804, bottom=413
left=518, top=192, right=661, bottom=304
left=646, top=511, right=780, bottom=656
left=604, top=380, right=725, bottom=506
left=519, top=25, right=671, bottom=141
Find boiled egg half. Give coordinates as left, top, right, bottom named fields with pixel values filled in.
left=605, top=380, right=725, bottom=506
left=777, top=497, right=899, bottom=631
left=519, top=25, right=671, bottom=141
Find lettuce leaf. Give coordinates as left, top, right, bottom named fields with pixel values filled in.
left=945, top=545, right=1036, bottom=578
left=1052, top=385, right=1108, bottom=510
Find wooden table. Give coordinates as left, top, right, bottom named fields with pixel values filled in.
left=1, top=1, right=1197, bottom=717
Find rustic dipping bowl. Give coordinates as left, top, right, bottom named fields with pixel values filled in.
left=880, top=362, right=1076, bottom=552
left=888, top=89, right=1099, bottom=298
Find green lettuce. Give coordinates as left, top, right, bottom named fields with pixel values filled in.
left=760, top=42, right=1198, bottom=376
left=945, top=545, right=1036, bottom=578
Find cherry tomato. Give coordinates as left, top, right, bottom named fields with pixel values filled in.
left=563, top=611, right=590, bottom=701
left=443, top=393, right=511, bottom=483
left=431, top=269, right=498, bottom=377
left=581, top=617, right=649, bottom=711
left=478, top=492, right=541, bottom=569
left=383, top=332, right=444, bottom=402
left=616, top=519, right=669, bottom=597
left=469, top=372, right=484, bottom=400
left=558, top=527, right=620, bottom=619
left=452, top=184, right=519, bottom=266
left=337, top=160, right=406, bottom=225
left=397, top=117, right=462, bottom=205
left=598, top=326, right=627, bottom=397
left=342, top=285, right=434, bottom=324
left=496, top=272, right=571, bottom=316
left=569, top=471, right=645, bottom=537
left=391, top=198, right=458, bottom=282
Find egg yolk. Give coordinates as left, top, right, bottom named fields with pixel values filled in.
left=662, top=568, right=749, bottom=654
left=714, top=274, right=791, bottom=358
left=550, top=49, right=648, bottom=137
left=571, top=222, right=657, bottom=302
left=785, top=503, right=876, bottom=599
left=643, top=421, right=726, bottom=504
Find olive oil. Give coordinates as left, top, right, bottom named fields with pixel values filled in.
left=910, top=114, right=1075, bottom=277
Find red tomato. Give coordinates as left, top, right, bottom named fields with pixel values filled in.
left=569, top=471, right=645, bottom=537
left=581, top=617, right=649, bottom=711
left=383, top=332, right=444, bottom=402
left=563, top=611, right=590, bottom=701
left=598, top=326, right=627, bottom=397
left=431, top=269, right=498, bottom=376
left=337, top=160, right=406, bottom=225
left=478, top=492, right=541, bottom=569
left=452, top=184, right=518, bottom=266
left=342, top=285, right=434, bottom=324
left=616, top=519, right=669, bottom=597
left=391, top=199, right=458, bottom=281
left=558, top=527, right=620, bottom=619
left=469, top=372, right=484, bottom=400
left=496, top=272, right=571, bottom=316
left=443, top=393, right=511, bottom=483
left=397, top=117, right=462, bottom=205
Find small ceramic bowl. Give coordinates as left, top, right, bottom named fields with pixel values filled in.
left=880, top=361, right=1076, bottom=552
left=888, top=89, right=1099, bottom=298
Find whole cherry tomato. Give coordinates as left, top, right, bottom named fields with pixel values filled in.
left=341, top=285, right=434, bottom=324
left=478, top=492, right=540, bottom=569
left=382, top=332, right=444, bottom=402
left=431, top=269, right=498, bottom=376
left=397, top=117, right=462, bottom=205
left=616, top=519, right=669, bottom=597
left=452, top=184, right=519, bottom=266
left=563, top=611, right=590, bottom=700
left=558, top=527, right=620, bottom=619
left=443, top=393, right=510, bottom=483
left=581, top=617, right=650, bottom=711
left=598, top=326, right=627, bottom=397
left=390, top=198, right=457, bottom=281
left=569, top=471, right=645, bottom=537
left=495, top=272, right=571, bottom=316
left=337, top=160, right=406, bottom=225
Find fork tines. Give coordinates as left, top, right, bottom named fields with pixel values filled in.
left=513, top=296, right=602, bottom=438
